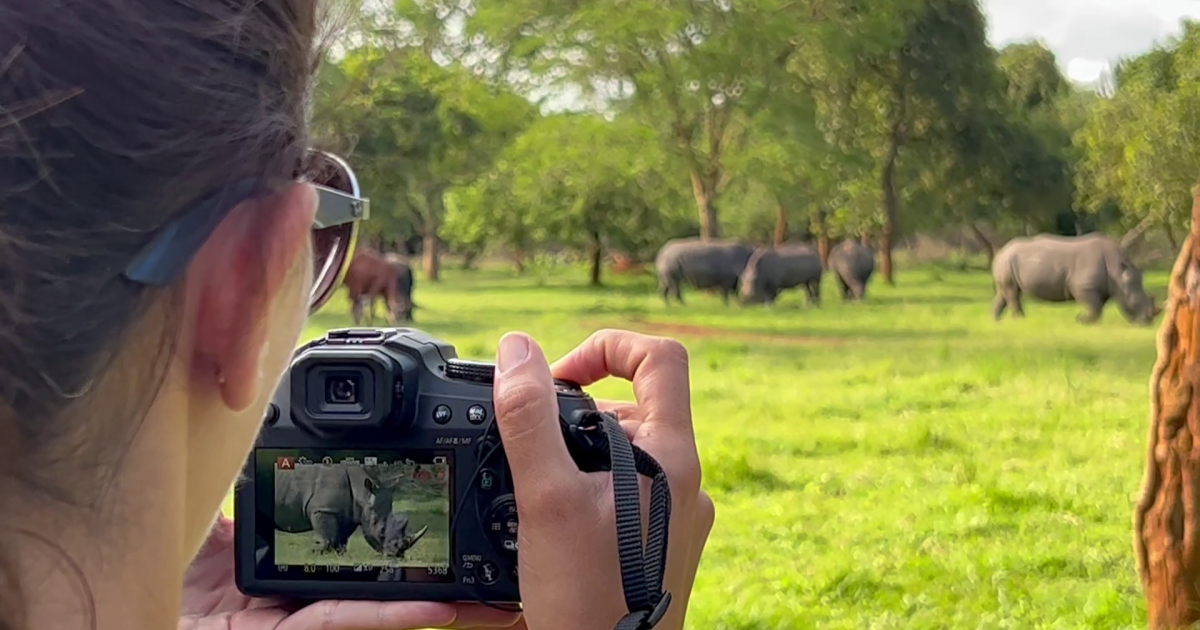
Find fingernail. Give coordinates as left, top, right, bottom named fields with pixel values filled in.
left=497, top=333, right=530, bottom=373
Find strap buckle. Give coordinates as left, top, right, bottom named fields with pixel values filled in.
left=638, top=591, right=673, bottom=630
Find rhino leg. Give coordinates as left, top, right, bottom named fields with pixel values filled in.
left=837, top=277, right=851, bottom=302
left=310, top=512, right=347, bottom=555
left=1010, top=290, right=1025, bottom=318
left=1075, top=290, right=1105, bottom=324
left=992, top=293, right=1008, bottom=320
left=805, top=282, right=821, bottom=307
left=995, top=287, right=1024, bottom=320
left=847, top=279, right=866, bottom=301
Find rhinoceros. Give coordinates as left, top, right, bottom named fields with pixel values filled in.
left=274, top=463, right=396, bottom=555
left=655, top=237, right=755, bottom=306
left=827, top=239, right=875, bottom=301
left=991, top=233, right=1161, bottom=325
left=381, top=512, right=429, bottom=559
left=739, top=243, right=824, bottom=305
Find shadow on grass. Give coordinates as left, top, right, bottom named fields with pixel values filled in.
left=702, top=451, right=789, bottom=494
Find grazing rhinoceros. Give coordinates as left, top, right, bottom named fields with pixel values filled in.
left=381, top=512, right=429, bottom=559
left=739, top=243, right=824, bottom=306
left=827, top=239, right=875, bottom=301
left=991, top=233, right=1161, bottom=325
left=654, top=237, right=755, bottom=306
left=383, top=252, right=416, bottom=322
left=273, top=463, right=396, bottom=555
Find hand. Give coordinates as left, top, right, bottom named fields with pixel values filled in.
left=490, top=329, right=715, bottom=630
left=179, top=514, right=522, bottom=630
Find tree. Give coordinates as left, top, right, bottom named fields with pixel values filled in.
left=463, top=0, right=913, bottom=240
left=802, top=0, right=1003, bottom=284
left=449, top=112, right=692, bottom=284
left=1138, top=186, right=1200, bottom=630
left=320, top=44, right=534, bottom=280
left=1075, top=20, right=1200, bottom=247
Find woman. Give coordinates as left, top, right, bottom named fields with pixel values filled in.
left=0, top=1, right=714, bottom=630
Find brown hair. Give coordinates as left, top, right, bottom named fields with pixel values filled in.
left=0, top=0, right=334, bottom=627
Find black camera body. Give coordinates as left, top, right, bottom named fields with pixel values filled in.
left=233, top=327, right=608, bottom=603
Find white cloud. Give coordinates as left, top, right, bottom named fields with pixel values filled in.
left=1064, top=58, right=1108, bottom=83
left=981, top=0, right=1200, bottom=82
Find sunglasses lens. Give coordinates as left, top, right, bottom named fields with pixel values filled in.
left=306, top=151, right=362, bottom=315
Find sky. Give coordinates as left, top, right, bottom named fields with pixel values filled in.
left=981, top=0, right=1200, bottom=83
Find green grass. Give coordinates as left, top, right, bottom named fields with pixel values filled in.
left=225, top=260, right=1170, bottom=629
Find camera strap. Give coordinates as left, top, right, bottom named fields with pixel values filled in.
left=590, top=411, right=674, bottom=630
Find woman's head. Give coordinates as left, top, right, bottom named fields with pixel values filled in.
left=0, top=0, right=359, bottom=626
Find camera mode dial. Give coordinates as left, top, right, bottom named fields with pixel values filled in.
left=444, top=359, right=495, bottom=385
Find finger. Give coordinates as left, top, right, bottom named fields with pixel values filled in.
left=492, top=332, right=579, bottom=493
left=661, top=492, right=716, bottom=630
left=446, top=614, right=525, bottom=628
left=277, top=601, right=457, bottom=630
left=437, top=603, right=523, bottom=628
left=595, top=398, right=639, bottom=420
left=550, top=329, right=691, bottom=431
left=621, top=419, right=642, bottom=442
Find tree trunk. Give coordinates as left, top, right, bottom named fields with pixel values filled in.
left=880, top=126, right=901, bottom=287
left=422, top=192, right=444, bottom=282
left=422, top=231, right=440, bottom=282
left=513, top=250, right=525, bottom=274
left=689, top=169, right=720, bottom=239
left=1137, top=185, right=1200, bottom=629
left=773, top=203, right=787, bottom=247
left=813, top=211, right=830, bottom=267
left=1121, top=215, right=1157, bottom=250
left=461, top=251, right=478, bottom=270
left=860, top=232, right=872, bottom=247
left=588, top=231, right=603, bottom=286
left=1167, top=224, right=1179, bottom=251
left=970, top=223, right=995, bottom=267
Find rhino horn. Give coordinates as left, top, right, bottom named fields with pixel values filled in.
left=402, top=525, right=429, bottom=551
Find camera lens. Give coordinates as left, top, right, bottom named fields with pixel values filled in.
left=326, top=376, right=359, bottom=404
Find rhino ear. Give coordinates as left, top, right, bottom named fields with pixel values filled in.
left=363, top=477, right=378, bottom=495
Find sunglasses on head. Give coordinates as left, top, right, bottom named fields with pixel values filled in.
left=122, top=150, right=369, bottom=315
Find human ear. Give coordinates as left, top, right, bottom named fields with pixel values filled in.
left=185, top=182, right=318, bottom=412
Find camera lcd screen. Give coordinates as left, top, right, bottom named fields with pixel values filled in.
left=253, top=449, right=454, bottom=583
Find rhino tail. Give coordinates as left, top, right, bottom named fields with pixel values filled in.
left=402, top=525, right=429, bottom=551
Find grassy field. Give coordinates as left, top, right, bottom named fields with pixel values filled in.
left=224, top=259, right=1171, bottom=630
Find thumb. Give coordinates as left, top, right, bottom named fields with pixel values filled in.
left=492, top=332, right=578, bottom=492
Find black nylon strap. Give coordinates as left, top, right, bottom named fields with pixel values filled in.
left=592, top=412, right=673, bottom=630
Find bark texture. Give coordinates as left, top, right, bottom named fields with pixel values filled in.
left=1137, top=185, right=1200, bottom=629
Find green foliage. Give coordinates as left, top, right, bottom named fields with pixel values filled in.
left=445, top=113, right=695, bottom=267
left=314, top=42, right=534, bottom=248
left=1075, top=19, right=1200, bottom=236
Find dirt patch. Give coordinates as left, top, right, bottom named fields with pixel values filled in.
left=604, top=318, right=846, bottom=346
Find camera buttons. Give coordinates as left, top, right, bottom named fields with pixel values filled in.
left=486, top=496, right=520, bottom=555
left=433, top=404, right=452, bottom=424
left=263, top=403, right=280, bottom=426
left=467, top=404, right=488, bottom=425
left=477, top=561, right=500, bottom=585
left=479, top=469, right=496, bottom=492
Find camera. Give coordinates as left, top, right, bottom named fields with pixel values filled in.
left=233, top=327, right=610, bottom=603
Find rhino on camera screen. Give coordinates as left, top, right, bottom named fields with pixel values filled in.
left=273, top=463, right=401, bottom=555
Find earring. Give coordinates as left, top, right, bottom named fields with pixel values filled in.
left=216, top=367, right=226, bottom=385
